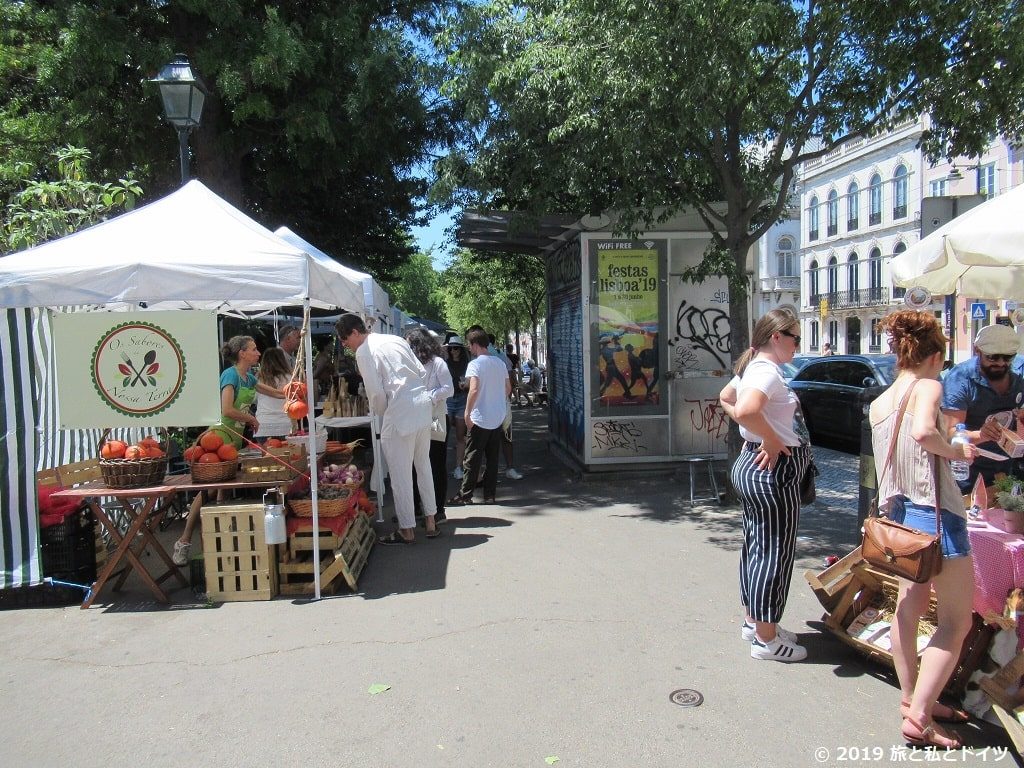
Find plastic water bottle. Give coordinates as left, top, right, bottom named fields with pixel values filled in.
left=950, top=423, right=970, bottom=483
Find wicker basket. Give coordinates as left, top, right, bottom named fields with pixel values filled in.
left=288, top=485, right=353, bottom=517
left=190, top=459, right=238, bottom=484
left=97, top=429, right=168, bottom=489
left=322, top=450, right=353, bottom=465
left=99, top=457, right=168, bottom=489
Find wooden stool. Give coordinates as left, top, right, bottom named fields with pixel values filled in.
left=681, top=456, right=721, bottom=506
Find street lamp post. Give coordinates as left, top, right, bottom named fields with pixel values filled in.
left=149, top=54, right=208, bottom=185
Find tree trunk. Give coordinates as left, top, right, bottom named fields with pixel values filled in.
left=723, top=241, right=752, bottom=501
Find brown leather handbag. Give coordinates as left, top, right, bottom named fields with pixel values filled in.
left=861, top=380, right=944, bottom=584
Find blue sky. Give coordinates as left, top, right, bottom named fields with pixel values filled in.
left=411, top=209, right=456, bottom=270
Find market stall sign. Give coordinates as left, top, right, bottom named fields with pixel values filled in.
left=53, top=311, right=221, bottom=427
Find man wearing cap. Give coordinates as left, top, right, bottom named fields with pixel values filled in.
left=942, top=323, right=1024, bottom=490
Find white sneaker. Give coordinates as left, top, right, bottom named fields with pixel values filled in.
left=172, top=540, right=192, bottom=566
left=750, top=634, right=807, bottom=662
left=505, top=468, right=523, bottom=480
left=741, top=621, right=797, bottom=644
left=453, top=467, right=464, bottom=480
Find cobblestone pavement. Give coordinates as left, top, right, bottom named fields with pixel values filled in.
left=793, top=441, right=866, bottom=565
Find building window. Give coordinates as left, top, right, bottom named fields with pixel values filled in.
left=828, top=320, right=839, bottom=349
left=847, top=252, right=859, bottom=294
left=811, top=321, right=820, bottom=352
left=978, top=163, right=997, bottom=198
left=847, top=182, right=859, bottom=230
left=869, top=246, right=883, bottom=302
left=892, top=242, right=907, bottom=299
left=869, top=173, right=882, bottom=225
left=827, top=256, right=839, bottom=296
left=892, top=164, right=908, bottom=219
left=827, top=190, right=838, bottom=237
left=929, top=178, right=947, bottom=197
left=809, top=260, right=819, bottom=304
left=808, top=196, right=819, bottom=241
left=776, top=236, right=796, bottom=276
left=870, top=318, right=882, bottom=352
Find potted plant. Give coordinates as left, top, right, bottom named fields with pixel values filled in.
left=995, top=490, right=1024, bottom=534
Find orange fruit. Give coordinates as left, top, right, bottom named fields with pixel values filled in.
left=216, top=444, right=238, bottom=461
left=139, top=437, right=161, bottom=449
left=266, top=438, right=285, bottom=448
left=183, top=445, right=204, bottom=462
left=101, top=440, right=127, bottom=459
left=199, top=431, right=224, bottom=452
left=197, top=452, right=221, bottom=463
left=147, top=447, right=165, bottom=458
left=284, top=381, right=307, bottom=402
left=286, top=399, right=309, bottom=420
left=123, top=446, right=143, bottom=460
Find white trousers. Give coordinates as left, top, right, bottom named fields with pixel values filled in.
left=381, top=426, right=434, bottom=529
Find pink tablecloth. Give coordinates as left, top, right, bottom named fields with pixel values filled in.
left=968, top=511, right=1024, bottom=648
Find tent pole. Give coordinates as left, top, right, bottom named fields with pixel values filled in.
left=302, top=300, right=321, bottom=600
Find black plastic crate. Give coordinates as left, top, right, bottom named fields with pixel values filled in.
left=40, top=509, right=97, bottom=581
left=0, top=576, right=90, bottom=609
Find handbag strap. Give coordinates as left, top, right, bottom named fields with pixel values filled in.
left=872, top=379, right=918, bottom=507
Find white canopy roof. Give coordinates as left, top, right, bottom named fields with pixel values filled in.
left=892, top=183, right=1024, bottom=298
left=274, top=227, right=391, bottom=325
left=0, top=181, right=366, bottom=313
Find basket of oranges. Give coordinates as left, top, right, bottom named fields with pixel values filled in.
left=183, top=429, right=239, bottom=484
left=98, top=430, right=168, bottom=489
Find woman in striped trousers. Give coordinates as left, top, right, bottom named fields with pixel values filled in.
left=720, top=309, right=811, bottom=662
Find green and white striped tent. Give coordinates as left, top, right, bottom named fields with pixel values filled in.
left=0, top=181, right=368, bottom=593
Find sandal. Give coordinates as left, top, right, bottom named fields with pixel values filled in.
left=425, top=528, right=443, bottom=539
left=901, top=716, right=962, bottom=750
left=900, top=699, right=970, bottom=724
left=378, top=531, right=415, bottom=545
left=447, top=494, right=472, bottom=507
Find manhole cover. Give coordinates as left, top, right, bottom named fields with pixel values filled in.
left=669, top=689, right=704, bottom=707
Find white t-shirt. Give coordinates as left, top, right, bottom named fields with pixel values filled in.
left=466, top=354, right=509, bottom=430
left=254, top=374, right=292, bottom=438
left=732, top=359, right=802, bottom=446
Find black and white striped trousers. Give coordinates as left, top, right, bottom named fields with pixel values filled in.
left=730, top=443, right=811, bottom=624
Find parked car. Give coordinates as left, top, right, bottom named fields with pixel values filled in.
left=781, top=355, right=815, bottom=381
left=789, top=354, right=898, bottom=447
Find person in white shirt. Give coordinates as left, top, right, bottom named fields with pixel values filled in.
left=253, top=347, right=292, bottom=440
left=335, top=314, right=439, bottom=544
left=406, top=329, right=454, bottom=523
left=719, top=309, right=812, bottom=663
left=449, top=329, right=511, bottom=505
left=278, top=325, right=301, bottom=370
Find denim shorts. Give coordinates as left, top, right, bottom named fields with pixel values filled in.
left=889, top=497, right=971, bottom=559
left=446, top=393, right=467, bottom=419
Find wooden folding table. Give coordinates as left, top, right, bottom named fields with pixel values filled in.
left=50, top=483, right=187, bottom=608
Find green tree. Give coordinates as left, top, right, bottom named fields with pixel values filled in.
left=0, top=0, right=457, bottom=279
left=437, top=0, right=1024, bottom=369
left=438, top=249, right=546, bottom=355
left=1, top=145, right=142, bottom=253
left=383, top=250, right=445, bottom=320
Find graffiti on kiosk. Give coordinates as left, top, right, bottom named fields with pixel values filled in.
left=673, top=345, right=698, bottom=371
left=686, top=397, right=729, bottom=440
left=592, top=420, right=646, bottom=453
left=668, top=300, right=730, bottom=371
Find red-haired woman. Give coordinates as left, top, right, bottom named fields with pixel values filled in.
left=870, top=310, right=977, bottom=749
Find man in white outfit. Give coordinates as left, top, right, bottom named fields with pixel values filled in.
left=335, top=314, right=439, bottom=544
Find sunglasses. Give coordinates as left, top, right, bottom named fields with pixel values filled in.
left=983, top=353, right=1015, bottom=363
left=780, top=329, right=802, bottom=345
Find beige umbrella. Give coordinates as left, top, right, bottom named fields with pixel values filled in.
left=891, top=183, right=1024, bottom=299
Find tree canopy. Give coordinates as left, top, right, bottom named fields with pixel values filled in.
left=436, top=0, right=1024, bottom=355
left=382, top=250, right=445, bottom=320
left=0, top=0, right=457, bottom=278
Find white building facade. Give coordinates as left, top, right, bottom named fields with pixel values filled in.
left=798, top=117, right=1023, bottom=359
left=753, top=216, right=801, bottom=322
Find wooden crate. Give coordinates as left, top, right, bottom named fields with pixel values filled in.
left=200, top=502, right=279, bottom=602
left=279, top=513, right=375, bottom=595
left=805, top=550, right=997, bottom=697
left=981, top=650, right=1024, bottom=754
left=238, top=454, right=302, bottom=483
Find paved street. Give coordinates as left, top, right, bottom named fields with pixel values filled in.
left=0, top=410, right=1015, bottom=768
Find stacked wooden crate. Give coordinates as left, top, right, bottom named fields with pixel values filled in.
left=200, top=502, right=279, bottom=601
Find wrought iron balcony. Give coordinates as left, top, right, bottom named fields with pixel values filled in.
left=827, top=223, right=838, bottom=237
left=869, top=211, right=881, bottom=226
left=808, top=287, right=891, bottom=309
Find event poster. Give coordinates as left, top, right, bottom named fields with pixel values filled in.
left=52, top=310, right=221, bottom=428
left=589, top=239, right=667, bottom=416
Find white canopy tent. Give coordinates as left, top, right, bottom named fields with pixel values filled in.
left=0, top=181, right=365, bottom=597
left=274, top=227, right=392, bottom=331
left=892, top=183, right=1024, bottom=298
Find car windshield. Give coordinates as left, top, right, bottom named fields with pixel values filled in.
left=874, top=360, right=896, bottom=383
